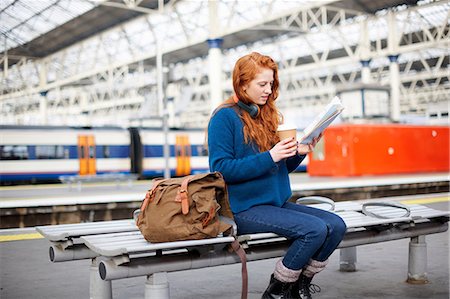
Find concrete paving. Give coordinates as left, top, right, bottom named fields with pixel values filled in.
left=1, top=200, right=449, bottom=299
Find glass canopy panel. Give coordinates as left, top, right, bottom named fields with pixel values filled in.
left=1, top=0, right=448, bottom=96
left=0, top=0, right=96, bottom=53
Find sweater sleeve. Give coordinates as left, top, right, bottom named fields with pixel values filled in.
left=208, top=108, right=277, bottom=184
left=286, top=154, right=306, bottom=173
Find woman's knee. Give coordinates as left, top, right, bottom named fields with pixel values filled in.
left=303, top=221, right=328, bottom=242
left=330, top=215, right=347, bottom=237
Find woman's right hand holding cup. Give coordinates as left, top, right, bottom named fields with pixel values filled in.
left=269, top=137, right=298, bottom=163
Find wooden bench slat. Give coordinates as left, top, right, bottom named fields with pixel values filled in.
left=82, top=234, right=236, bottom=256
left=36, top=219, right=135, bottom=232
left=36, top=220, right=137, bottom=241
left=362, top=205, right=449, bottom=219
left=409, top=205, right=449, bottom=218
left=336, top=211, right=412, bottom=227
left=300, top=201, right=362, bottom=212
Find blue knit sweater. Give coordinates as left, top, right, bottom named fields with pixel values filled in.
left=208, top=107, right=305, bottom=213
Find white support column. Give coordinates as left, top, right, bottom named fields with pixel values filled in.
left=39, top=91, right=48, bottom=125
left=388, top=54, right=401, bottom=122
left=359, top=17, right=371, bottom=85
left=208, top=39, right=224, bottom=112
left=156, top=36, right=164, bottom=117
left=360, top=60, right=371, bottom=84
left=339, top=247, right=357, bottom=272
left=407, top=236, right=428, bottom=284
left=90, top=258, right=112, bottom=299
left=387, top=9, right=401, bottom=122
left=208, top=0, right=223, bottom=113
left=39, top=61, right=48, bottom=125
left=145, top=272, right=170, bottom=299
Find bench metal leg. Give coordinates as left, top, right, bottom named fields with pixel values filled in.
left=90, top=258, right=112, bottom=299
left=145, top=272, right=170, bottom=299
left=407, top=236, right=428, bottom=284
left=339, top=247, right=357, bottom=272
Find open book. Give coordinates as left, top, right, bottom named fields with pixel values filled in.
left=299, top=96, right=344, bottom=144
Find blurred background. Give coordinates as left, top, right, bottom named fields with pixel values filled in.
left=1, top=4, right=448, bottom=298
left=1, top=0, right=449, bottom=185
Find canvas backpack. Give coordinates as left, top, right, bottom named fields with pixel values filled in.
left=136, top=172, right=234, bottom=242
left=136, top=172, right=248, bottom=299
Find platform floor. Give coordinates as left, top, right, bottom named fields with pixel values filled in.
left=1, top=196, right=449, bottom=299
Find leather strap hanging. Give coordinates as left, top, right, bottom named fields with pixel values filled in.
left=231, top=240, right=248, bottom=299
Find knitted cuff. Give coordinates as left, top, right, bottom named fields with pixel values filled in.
left=302, top=259, right=329, bottom=278
left=273, top=259, right=302, bottom=283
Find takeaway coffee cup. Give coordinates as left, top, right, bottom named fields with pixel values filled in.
left=277, top=124, right=297, bottom=141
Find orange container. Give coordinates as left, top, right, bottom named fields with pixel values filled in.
left=308, top=124, right=450, bottom=176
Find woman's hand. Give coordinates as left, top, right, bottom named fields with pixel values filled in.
left=297, top=133, right=322, bottom=155
left=270, top=138, right=298, bottom=163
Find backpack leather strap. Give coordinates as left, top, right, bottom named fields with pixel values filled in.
left=176, top=175, right=193, bottom=215
left=231, top=239, right=248, bottom=299
left=140, top=179, right=166, bottom=213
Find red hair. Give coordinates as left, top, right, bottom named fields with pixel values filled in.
left=221, top=52, right=282, bottom=151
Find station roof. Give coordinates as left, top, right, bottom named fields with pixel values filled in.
left=1, top=0, right=420, bottom=69
left=0, top=0, right=175, bottom=67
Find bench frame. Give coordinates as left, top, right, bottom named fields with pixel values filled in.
left=36, top=198, right=449, bottom=299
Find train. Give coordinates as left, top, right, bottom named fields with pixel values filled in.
left=0, top=125, right=307, bottom=185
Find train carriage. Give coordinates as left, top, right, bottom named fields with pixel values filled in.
left=0, top=125, right=305, bottom=185
left=133, top=127, right=209, bottom=178
left=0, top=126, right=132, bottom=184
left=0, top=126, right=211, bottom=184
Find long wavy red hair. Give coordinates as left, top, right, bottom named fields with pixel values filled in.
left=220, top=52, right=282, bottom=151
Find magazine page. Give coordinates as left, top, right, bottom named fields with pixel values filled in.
left=299, top=97, right=344, bottom=144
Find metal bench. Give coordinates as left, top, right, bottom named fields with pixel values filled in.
left=35, top=199, right=449, bottom=299
left=35, top=219, right=138, bottom=262
left=58, top=173, right=138, bottom=191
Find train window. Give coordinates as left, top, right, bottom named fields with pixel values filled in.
left=197, top=145, right=208, bottom=156
left=64, top=148, right=70, bottom=159
left=80, top=146, right=85, bottom=159
left=36, top=145, right=65, bottom=159
left=56, top=146, right=64, bottom=158
left=103, top=146, right=110, bottom=158
left=89, top=146, right=95, bottom=159
left=0, top=145, right=29, bottom=160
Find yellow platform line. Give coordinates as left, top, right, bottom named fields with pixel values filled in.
left=0, top=233, right=44, bottom=242
left=400, top=196, right=449, bottom=205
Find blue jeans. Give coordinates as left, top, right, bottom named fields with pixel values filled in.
left=234, top=201, right=347, bottom=271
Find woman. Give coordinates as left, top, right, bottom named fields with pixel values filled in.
left=207, top=52, right=346, bottom=299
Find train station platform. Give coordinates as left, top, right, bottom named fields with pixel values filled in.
left=1, top=172, right=448, bottom=207
left=0, top=194, right=448, bottom=299
left=0, top=172, right=448, bottom=228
